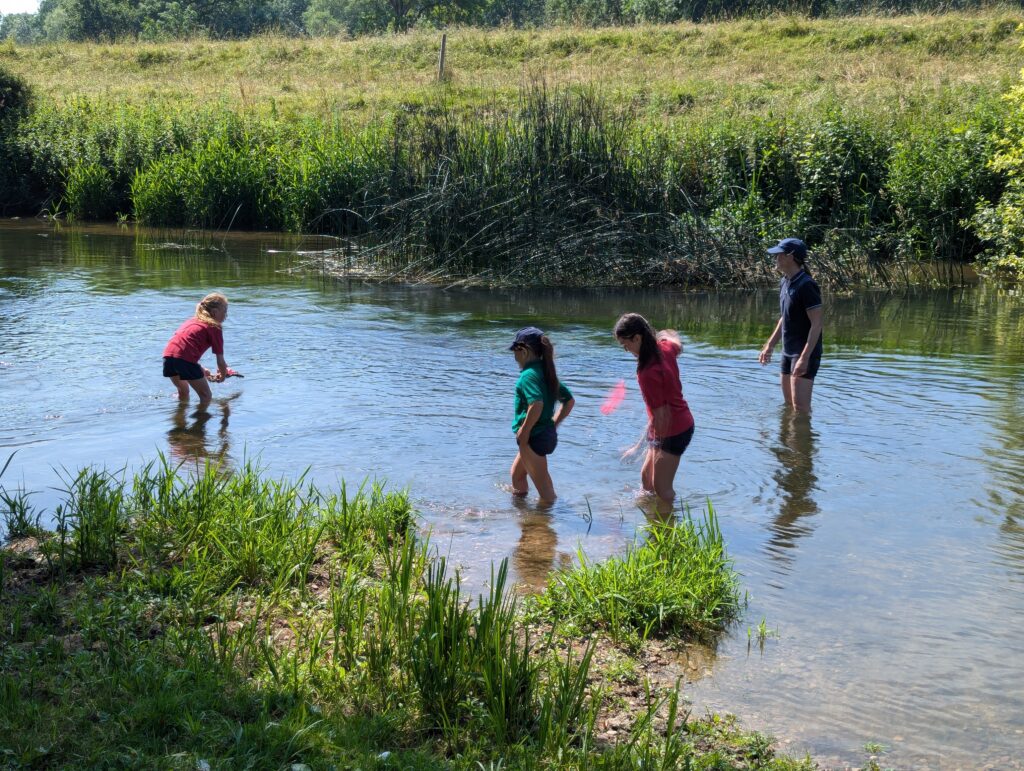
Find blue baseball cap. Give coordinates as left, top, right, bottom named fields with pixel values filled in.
left=509, top=326, right=544, bottom=350
left=767, top=238, right=808, bottom=261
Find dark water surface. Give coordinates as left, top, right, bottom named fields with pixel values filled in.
left=2, top=222, right=1023, bottom=768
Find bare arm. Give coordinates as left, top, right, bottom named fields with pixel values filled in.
left=793, top=307, right=823, bottom=377
left=759, top=317, right=784, bottom=365
left=516, top=401, right=543, bottom=447
left=650, top=404, right=673, bottom=439
left=554, top=397, right=575, bottom=428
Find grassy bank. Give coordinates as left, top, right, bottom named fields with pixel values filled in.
left=1, top=12, right=1022, bottom=284
left=0, top=460, right=807, bottom=768
left=2, top=14, right=1020, bottom=121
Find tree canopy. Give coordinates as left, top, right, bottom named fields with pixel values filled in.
left=1, top=0, right=1014, bottom=40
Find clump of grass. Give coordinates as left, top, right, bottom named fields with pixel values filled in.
left=0, top=487, right=43, bottom=540
left=0, top=462, right=805, bottom=768
left=535, top=504, right=741, bottom=644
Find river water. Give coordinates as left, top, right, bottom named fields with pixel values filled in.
left=2, top=221, right=1023, bottom=768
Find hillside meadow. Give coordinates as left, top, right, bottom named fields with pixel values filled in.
left=2, top=12, right=1021, bottom=123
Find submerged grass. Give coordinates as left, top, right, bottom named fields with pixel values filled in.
left=0, top=460, right=803, bottom=768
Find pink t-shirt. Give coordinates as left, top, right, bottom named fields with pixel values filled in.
left=163, top=319, right=224, bottom=364
left=637, top=338, right=694, bottom=439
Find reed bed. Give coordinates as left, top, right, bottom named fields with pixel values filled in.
left=0, top=79, right=1008, bottom=286
left=0, top=460, right=799, bottom=768
left=2, top=12, right=1021, bottom=285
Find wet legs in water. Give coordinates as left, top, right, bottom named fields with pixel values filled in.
left=640, top=445, right=681, bottom=517
left=780, top=374, right=814, bottom=413
left=510, top=444, right=556, bottom=504
left=170, top=374, right=213, bottom=408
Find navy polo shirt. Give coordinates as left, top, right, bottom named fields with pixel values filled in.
left=780, top=270, right=823, bottom=356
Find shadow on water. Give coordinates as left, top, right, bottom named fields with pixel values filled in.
left=166, top=398, right=235, bottom=471
left=765, top=407, right=820, bottom=573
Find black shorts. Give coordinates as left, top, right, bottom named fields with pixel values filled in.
left=524, top=426, right=558, bottom=457
left=781, top=349, right=822, bottom=380
left=163, top=356, right=204, bottom=381
left=651, top=425, right=694, bottom=457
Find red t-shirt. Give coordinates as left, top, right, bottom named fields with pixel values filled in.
left=637, top=338, right=694, bottom=439
left=163, top=319, right=224, bottom=364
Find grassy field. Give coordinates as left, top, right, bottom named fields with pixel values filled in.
left=0, top=460, right=811, bottom=768
left=1, top=12, right=1021, bottom=123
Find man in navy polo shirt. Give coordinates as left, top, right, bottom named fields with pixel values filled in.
left=758, top=238, right=824, bottom=413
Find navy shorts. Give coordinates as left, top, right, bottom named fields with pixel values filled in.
left=652, top=425, right=694, bottom=457
left=163, top=356, right=204, bottom=381
left=781, top=349, right=822, bottom=380
left=523, top=426, right=558, bottom=457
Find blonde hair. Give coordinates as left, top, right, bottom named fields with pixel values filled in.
left=195, top=292, right=228, bottom=328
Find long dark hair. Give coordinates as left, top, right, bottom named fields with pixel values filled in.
left=792, top=250, right=812, bottom=277
left=523, top=334, right=560, bottom=395
left=613, top=313, right=660, bottom=371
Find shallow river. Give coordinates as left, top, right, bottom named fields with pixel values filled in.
left=2, top=222, right=1023, bottom=768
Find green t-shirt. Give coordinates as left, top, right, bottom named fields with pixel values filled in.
left=512, top=361, right=573, bottom=434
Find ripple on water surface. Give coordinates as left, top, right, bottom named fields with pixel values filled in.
left=2, top=224, right=1024, bottom=768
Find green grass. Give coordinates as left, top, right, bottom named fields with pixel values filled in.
left=2, top=12, right=1020, bottom=285
left=533, top=503, right=741, bottom=645
left=0, top=460, right=802, bottom=768
left=0, top=13, right=1020, bottom=124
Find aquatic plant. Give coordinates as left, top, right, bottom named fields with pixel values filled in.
left=535, top=503, right=741, bottom=643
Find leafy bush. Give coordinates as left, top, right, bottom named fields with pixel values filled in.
left=0, top=63, right=32, bottom=121
left=972, top=77, right=1024, bottom=278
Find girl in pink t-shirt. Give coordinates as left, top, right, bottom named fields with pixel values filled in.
left=162, top=293, right=231, bottom=406
left=613, top=312, right=695, bottom=514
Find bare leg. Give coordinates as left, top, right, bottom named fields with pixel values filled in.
left=519, top=444, right=556, bottom=504
left=170, top=375, right=190, bottom=401
left=187, top=377, right=213, bottom=408
left=791, top=376, right=814, bottom=413
left=641, top=447, right=656, bottom=493
left=651, top=448, right=682, bottom=515
left=510, top=452, right=529, bottom=496
left=780, top=373, right=794, bottom=407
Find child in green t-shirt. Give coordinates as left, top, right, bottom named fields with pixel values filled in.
left=509, top=327, right=575, bottom=504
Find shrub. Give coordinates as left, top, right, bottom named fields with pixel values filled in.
left=972, top=77, right=1024, bottom=278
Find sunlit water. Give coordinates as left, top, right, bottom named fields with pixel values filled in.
left=2, top=221, right=1023, bottom=768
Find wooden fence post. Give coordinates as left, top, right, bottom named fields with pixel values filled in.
left=438, top=33, right=447, bottom=82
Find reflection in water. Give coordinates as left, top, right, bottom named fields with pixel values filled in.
left=7, top=222, right=1024, bottom=769
left=988, top=381, right=1024, bottom=579
left=511, top=496, right=567, bottom=591
left=765, top=407, right=819, bottom=570
left=167, top=399, right=234, bottom=470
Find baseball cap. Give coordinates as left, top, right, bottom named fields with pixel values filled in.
left=767, top=238, right=808, bottom=261
left=509, top=326, right=544, bottom=350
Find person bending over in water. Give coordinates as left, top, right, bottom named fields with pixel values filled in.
left=162, top=292, right=231, bottom=408
left=614, top=313, right=695, bottom=515
left=509, top=326, right=574, bottom=505
left=758, top=238, right=824, bottom=413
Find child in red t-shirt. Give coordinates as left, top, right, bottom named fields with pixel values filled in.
left=162, top=293, right=231, bottom=407
left=613, top=313, right=695, bottom=514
